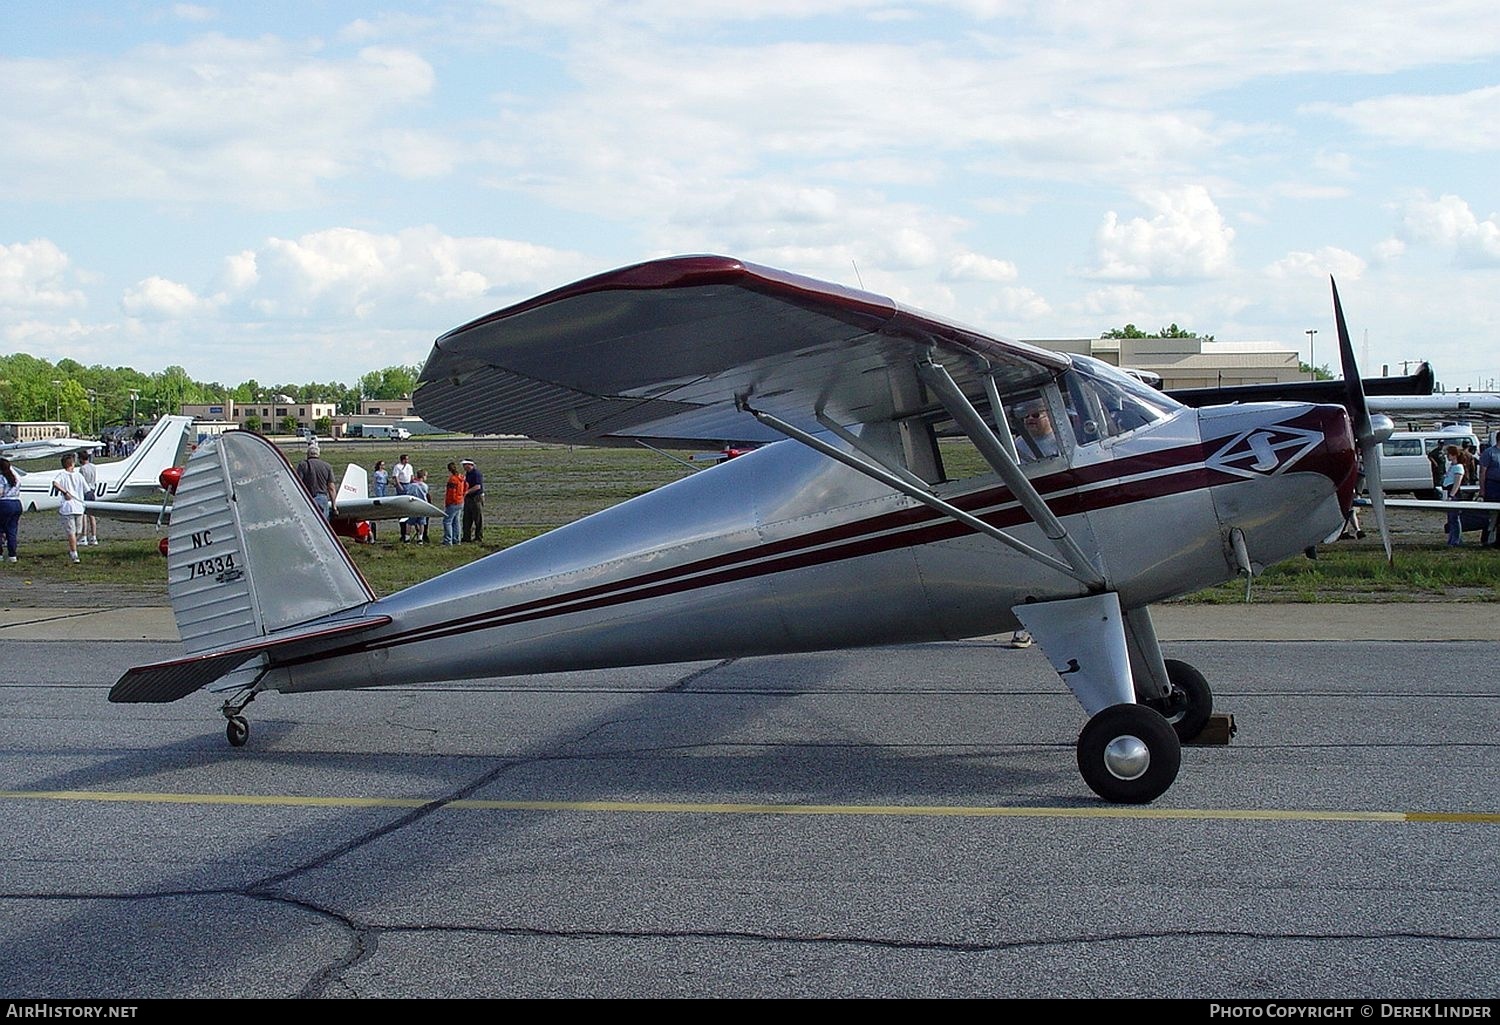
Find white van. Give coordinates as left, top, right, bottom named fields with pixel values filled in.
left=354, top=424, right=412, bottom=441
left=1377, top=428, right=1480, bottom=496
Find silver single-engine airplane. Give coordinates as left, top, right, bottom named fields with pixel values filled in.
left=111, top=256, right=1392, bottom=803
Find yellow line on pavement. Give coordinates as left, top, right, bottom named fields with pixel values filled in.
left=2, top=789, right=1497, bottom=823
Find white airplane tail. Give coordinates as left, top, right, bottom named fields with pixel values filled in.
left=95, top=415, right=196, bottom=497
left=111, top=431, right=382, bottom=704
left=337, top=462, right=368, bottom=505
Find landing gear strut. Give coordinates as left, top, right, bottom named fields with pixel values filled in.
left=1077, top=704, right=1180, bottom=803
left=220, top=688, right=258, bottom=748
left=1140, top=658, right=1213, bottom=743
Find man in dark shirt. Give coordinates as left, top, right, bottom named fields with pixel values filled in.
left=461, top=458, right=484, bottom=543
left=295, top=441, right=337, bottom=520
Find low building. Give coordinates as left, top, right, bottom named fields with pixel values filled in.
left=1024, top=337, right=1302, bottom=390
left=0, top=421, right=73, bottom=442
left=179, top=400, right=338, bottom=431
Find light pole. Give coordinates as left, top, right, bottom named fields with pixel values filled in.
left=87, top=389, right=97, bottom=435
left=1305, top=329, right=1317, bottom=380
left=51, top=379, right=62, bottom=426
left=129, top=390, right=139, bottom=427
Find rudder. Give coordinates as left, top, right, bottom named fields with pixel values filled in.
left=167, top=431, right=375, bottom=657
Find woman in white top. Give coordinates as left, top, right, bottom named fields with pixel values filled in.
left=1443, top=445, right=1467, bottom=546
left=0, top=458, right=21, bottom=562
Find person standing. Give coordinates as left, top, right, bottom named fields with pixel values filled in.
left=372, top=460, right=389, bottom=497
left=1479, top=431, right=1500, bottom=549
left=0, top=458, right=21, bottom=563
left=461, top=457, right=484, bottom=543
left=77, top=449, right=99, bottom=546
left=408, top=469, right=430, bottom=544
left=1442, top=445, right=1467, bottom=546
left=442, top=461, right=466, bottom=545
left=393, top=453, right=414, bottom=495
left=54, top=453, right=88, bottom=564
left=295, top=441, right=337, bottom=520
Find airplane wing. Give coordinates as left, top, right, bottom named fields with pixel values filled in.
left=1167, top=363, right=1435, bottom=407
left=1356, top=496, right=1500, bottom=512
left=87, top=495, right=443, bottom=525
left=2, top=437, right=105, bottom=461
left=1366, top=394, right=1500, bottom=428
left=413, top=254, right=1068, bottom=447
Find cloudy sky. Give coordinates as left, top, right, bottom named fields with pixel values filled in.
left=4, top=1, right=1498, bottom=390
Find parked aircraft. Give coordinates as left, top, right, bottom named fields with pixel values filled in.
left=90, top=459, right=442, bottom=538
left=16, top=415, right=193, bottom=515
left=1, top=436, right=104, bottom=462
left=111, top=256, right=1388, bottom=804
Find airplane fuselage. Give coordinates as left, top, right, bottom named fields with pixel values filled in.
left=264, top=400, right=1355, bottom=696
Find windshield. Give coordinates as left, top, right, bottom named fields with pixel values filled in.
left=1069, top=355, right=1181, bottom=434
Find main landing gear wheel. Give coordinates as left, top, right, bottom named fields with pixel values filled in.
left=1077, top=703, right=1180, bottom=804
left=1140, top=658, right=1213, bottom=743
left=226, top=715, right=249, bottom=747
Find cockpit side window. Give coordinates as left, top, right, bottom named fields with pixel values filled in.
left=1003, top=388, right=1066, bottom=464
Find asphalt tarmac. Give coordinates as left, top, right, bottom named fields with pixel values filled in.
left=0, top=610, right=1495, bottom=999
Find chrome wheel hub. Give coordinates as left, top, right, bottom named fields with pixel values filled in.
left=1103, top=735, right=1150, bottom=780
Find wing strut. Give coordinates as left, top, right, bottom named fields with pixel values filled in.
left=738, top=399, right=1103, bottom=588
left=814, top=410, right=934, bottom=491
left=916, top=359, right=1106, bottom=589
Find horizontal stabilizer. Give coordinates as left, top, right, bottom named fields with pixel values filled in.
left=85, top=499, right=169, bottom=524
left=110, top=616, right=391, bottom=703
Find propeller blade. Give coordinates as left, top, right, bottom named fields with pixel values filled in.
left=1331, top=277, right=1393, bottom=562
left=1331, top=277, right=1369, bottom=437
left=1361, top=439, right=1392, bottom=564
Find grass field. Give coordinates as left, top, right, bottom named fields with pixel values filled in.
left=4, top=436, right=1495, bottom=603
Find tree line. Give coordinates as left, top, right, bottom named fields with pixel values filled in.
left=0, top=355, right=423, bottom=435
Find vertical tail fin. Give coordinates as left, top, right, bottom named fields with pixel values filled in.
left=168, top=431, right=374, bottom=657
left=337, top=462, right=369, bottom=505
left=96, top=415, right=195, bottom=496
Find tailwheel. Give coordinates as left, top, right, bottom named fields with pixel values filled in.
left=226, top=715, right=249, bottom=747
left=1141, top=658, right=1213, bottom=743
left=1077, top=703, right=1180, bottom=804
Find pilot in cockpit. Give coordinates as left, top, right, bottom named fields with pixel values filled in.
left=1013, top=399, right=1061, bottom=462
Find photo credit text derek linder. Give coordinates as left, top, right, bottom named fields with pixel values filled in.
left=1210, top=1006, right=1492, bottom=1019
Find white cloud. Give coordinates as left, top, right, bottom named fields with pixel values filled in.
left=1396, top=194, right=1500, bottom=266
left=1264, top=247, right=1367, bottom=282
left=1090, top=186, right=1235, bottom=281
left=1076, top=285, right=1149, bottom=320
left=241, top=226, right=589, bottom=322
left=1309, top=85, right=1500, bottom=152
left=0, top=239, right=87, bottom=312
left=121, top=276, right=217, bottom=320
left=0, top=38, right=441, bottom=208
left=2, top=318, right=125, bottom=368
left=1372, top=237, right=1406, bottom=265
left=942, top=252, right=1018, bottom=283
left=172, top=5, right=217, bottom=22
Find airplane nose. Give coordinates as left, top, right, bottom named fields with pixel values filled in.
left=1305, top=404, right=1360, bottom=514
left=1199, top=401, right=1358, bottom=510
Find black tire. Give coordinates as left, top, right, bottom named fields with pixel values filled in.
left=1077, top=704, right=1180, bottom=804
left=226, top=716, right=249, bottom=748
left=1140, top=658, right=1214, bottom=743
